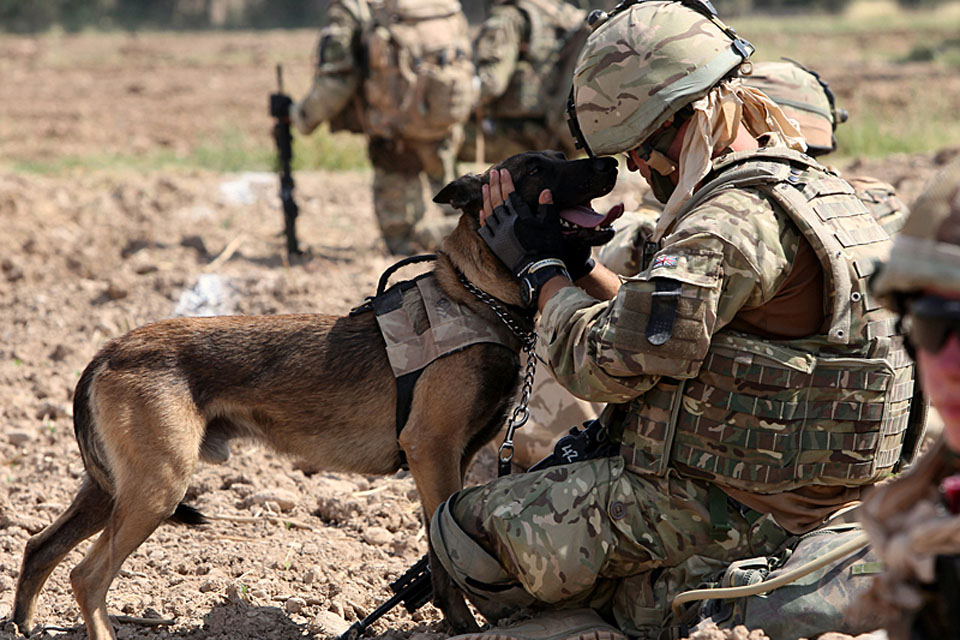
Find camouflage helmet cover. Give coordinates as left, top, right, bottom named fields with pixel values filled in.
left=872, top=157, right=960, bottom=300
left=571, top=1, right=753, bottom=156
left=744, top=60, right=841, bottom=155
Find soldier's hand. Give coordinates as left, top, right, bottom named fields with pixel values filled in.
left=479, top=169, right=565, bottom=276
left=479, top=169, right=570, bottom=307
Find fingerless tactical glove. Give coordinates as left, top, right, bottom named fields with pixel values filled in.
left=479, top=192, right=570, bottom=307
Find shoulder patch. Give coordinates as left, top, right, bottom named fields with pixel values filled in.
left=651, top=255, right=679, bottom=269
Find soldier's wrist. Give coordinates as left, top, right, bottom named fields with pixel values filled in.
left=519, top=259, right=570, bottom=308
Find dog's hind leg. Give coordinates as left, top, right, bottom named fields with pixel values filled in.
left=11, top=476, right=113, bottom=633
left=69, top=388, right=203, bottom=640
left=69, top=473, right=193, bottom=640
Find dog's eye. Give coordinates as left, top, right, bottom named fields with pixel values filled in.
left=527, top=167, right=540, bottom=176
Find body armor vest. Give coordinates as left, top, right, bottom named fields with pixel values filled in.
left=611, top=148, right=922, bottom=493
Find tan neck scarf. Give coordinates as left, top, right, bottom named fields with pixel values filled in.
left=653, top=78, right=807, bottom=241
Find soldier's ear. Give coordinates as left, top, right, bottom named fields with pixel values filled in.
left=433, top=174, right=483, bottom=213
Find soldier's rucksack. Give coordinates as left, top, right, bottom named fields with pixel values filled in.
left=362, top=0, right=475, bottom=141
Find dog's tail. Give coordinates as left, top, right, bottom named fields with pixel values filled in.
left=73, top=351, right=209, bottom=527
left=73, top=351, right=115, bottom=496
left=171, top=503, right=207, bottom=525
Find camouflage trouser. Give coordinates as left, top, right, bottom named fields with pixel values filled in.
left=368, top=127, right=463, bottom=254
left=430, top=456, right=792, bottom=640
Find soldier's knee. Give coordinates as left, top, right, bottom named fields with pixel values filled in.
left=430, top=496, right=536, bottom=620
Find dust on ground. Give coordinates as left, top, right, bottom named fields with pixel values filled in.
left=0, top=30, right=956, bottom=640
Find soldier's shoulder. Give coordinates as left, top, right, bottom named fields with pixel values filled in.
left=675, top=187, right=795, bottom=268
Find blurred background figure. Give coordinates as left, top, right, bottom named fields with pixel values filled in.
left=414, top=0, right=605, bottom=251
left=292, top=0, right=475, bottom=255
left=460, top=0, right=589, bottom=164
left=859, top=156, right=960, bottom=640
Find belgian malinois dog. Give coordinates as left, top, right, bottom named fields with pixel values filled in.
left=10, top=150, right=619, bottom=640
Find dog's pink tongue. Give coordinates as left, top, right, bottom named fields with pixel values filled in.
left=558, top=203, right=625, bottom=228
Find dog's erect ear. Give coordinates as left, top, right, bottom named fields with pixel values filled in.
left=433, top=174, right=483, bottom=212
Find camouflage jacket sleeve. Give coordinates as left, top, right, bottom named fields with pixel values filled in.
left=474, top=5, right=524, bottom=105
left=293, top=2, right=363, bottom=135
left=540, top=188, right=800, bottom=403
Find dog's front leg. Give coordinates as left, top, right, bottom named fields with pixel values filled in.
left=397, top=361, right=477, bottom=522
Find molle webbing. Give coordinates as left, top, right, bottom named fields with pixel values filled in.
left=618, top=150, right=919, bottom=493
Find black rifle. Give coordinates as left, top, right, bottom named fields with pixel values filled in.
left=338, top=554, right=433, bottom=640
left=269, top=64, right=302, bottom=259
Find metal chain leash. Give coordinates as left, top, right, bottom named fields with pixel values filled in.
left=498, top=337, right=537, bottom=477
left=457, top=273, right=538, bottom=476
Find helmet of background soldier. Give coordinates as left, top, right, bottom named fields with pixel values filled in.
left=744, top=60, right=847, bottom=156
left=871, top=157, right=960, bottom=302
left=570, top=0, right=753, bottom=156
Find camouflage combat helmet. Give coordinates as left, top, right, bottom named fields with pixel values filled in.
left=745, top=60, right=847, bottom=156
left=567, top=0, right=754, bottom=156
left=872, top=157, right=960, bottom=300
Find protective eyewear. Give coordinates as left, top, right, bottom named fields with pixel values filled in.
left=907, top=296, right=960, bottom=354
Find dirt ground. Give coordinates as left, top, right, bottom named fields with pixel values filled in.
left=0, top=29, right=956, bottom=640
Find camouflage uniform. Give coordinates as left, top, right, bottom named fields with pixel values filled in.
left=293, top=0, right=472, bottom=255
left=433, top=5, right=920, bottom=638
left=459, top=0, right=588, bottom=164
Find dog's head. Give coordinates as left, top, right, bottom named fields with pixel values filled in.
left=432, top=150, right=622, bottom=307
left=434, top=150, right=622, bottom=246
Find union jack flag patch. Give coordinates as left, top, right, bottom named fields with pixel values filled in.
left=651, top=255, right=679, bottom=269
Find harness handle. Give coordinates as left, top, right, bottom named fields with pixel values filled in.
left=377, top=254, right=437, bottom=296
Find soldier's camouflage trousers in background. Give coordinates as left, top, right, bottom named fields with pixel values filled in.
left=368, top=126, right=463, bottom=255
left=430, top=456, right=792, bottom=640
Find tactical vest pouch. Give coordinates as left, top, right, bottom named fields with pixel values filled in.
left=692, top=524, right=883, bottom=640
left=665, top=335, right=910, bottom=492
left=363, top=0, right=474, bottom=141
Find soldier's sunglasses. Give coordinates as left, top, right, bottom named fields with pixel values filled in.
left=907, top=296, right=960, bottom=354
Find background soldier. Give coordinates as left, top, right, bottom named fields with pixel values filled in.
left=460, top=0, right=589, bottom=164
left=858, top=156, right=960, bottom=640
left=292, top=0, right=475, bottom=255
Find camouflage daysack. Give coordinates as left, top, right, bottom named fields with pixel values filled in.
left=362, top=0, right=475, bottom=141
left=690, top=523, right=884, bottom=640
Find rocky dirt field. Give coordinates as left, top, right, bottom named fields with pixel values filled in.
left=0, top=26, right=957, bottom=640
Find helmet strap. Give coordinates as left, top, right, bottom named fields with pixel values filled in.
left=566, top=87, right=595, bottom=158
left=649, top=171, right=677, bottom=204
left=646, top=149, right=678, bottom=176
